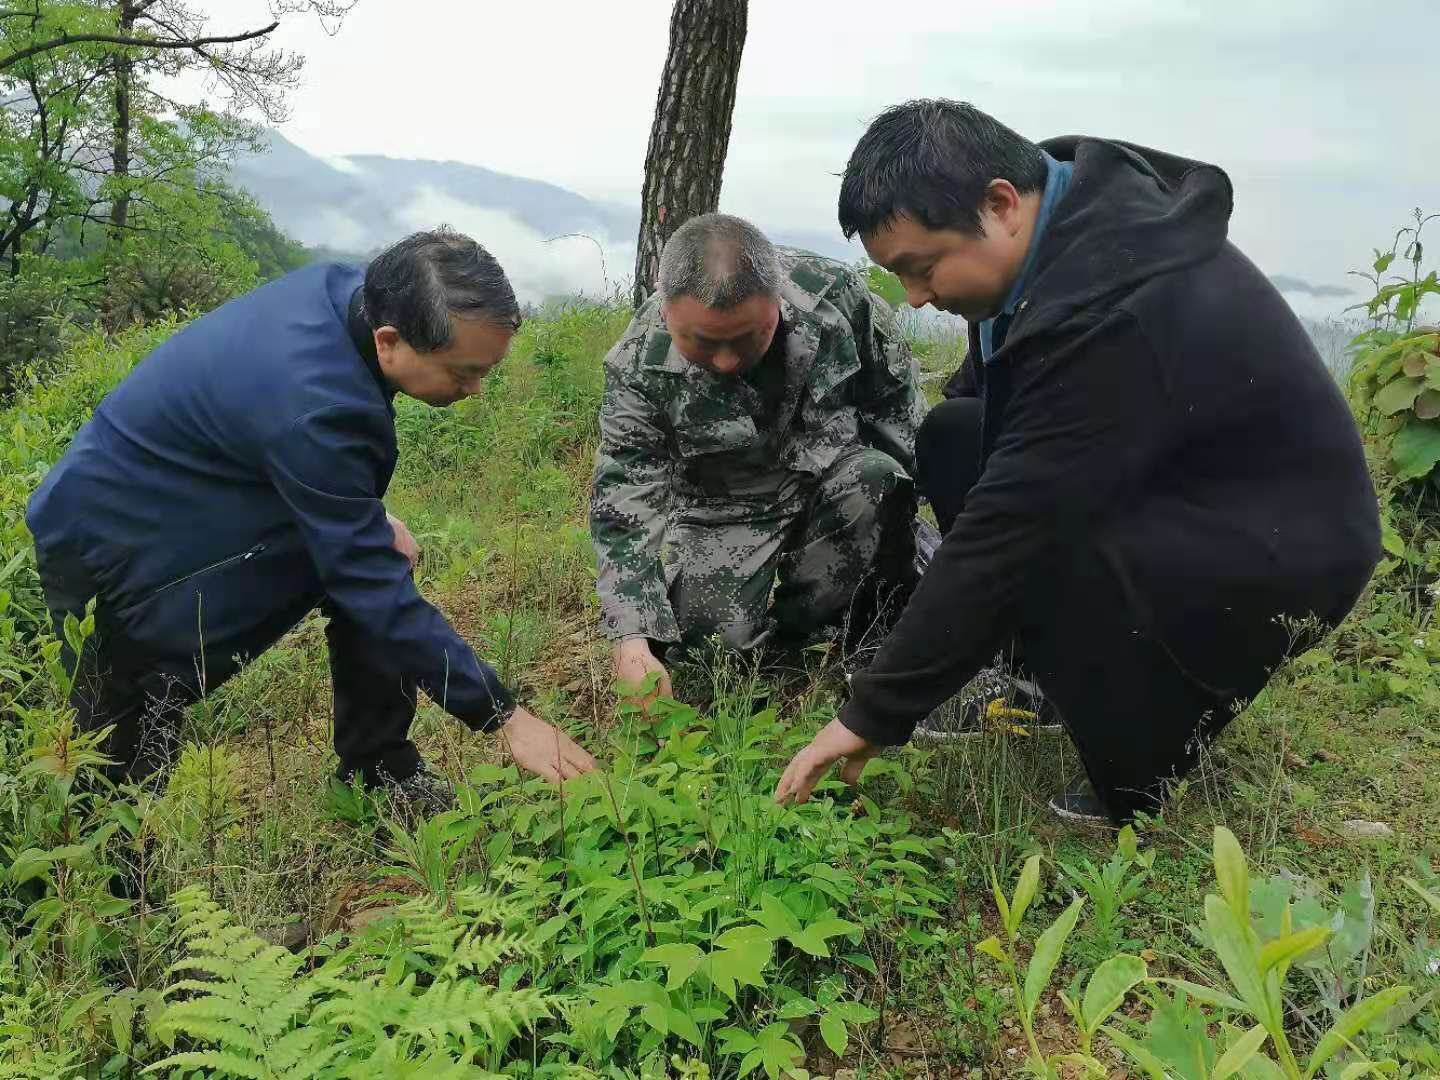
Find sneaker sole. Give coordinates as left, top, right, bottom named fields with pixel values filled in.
left=1047, top=801, right=1114, bottom=827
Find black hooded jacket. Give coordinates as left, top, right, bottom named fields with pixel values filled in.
left=840, top=136, right=1380, bottom=745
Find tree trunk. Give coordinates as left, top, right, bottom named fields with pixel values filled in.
left=632, top=0, right=747, bottom=309
left=109, top=1, right=136, bottom=238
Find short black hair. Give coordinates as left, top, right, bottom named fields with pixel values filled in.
left=362, top=226, right=521, bottom=352
left=838, top=99, right=1048, bottom=239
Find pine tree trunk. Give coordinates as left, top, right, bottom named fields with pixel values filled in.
left=632, top=0, right=747, bottom=309
left=109, top=1, right=136, bottom=238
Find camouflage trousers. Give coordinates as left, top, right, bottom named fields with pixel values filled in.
left=662, top=447, right=915, bottom=651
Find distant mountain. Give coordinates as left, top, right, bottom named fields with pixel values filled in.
left=228, top=129, right=855, bottom=303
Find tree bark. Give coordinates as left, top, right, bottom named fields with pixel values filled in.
left=109, top=0, right=136, bottom=238
left=632, top=0, right=747, bottom=309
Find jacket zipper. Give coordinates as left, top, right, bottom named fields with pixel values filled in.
left=147, top=543, right=267, bottom=598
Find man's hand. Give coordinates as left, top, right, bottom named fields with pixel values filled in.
left=774, top=718, right=881, bottom=805
left=387, top=512, right=420, bottom=569
left=499, top=706, right=596, bottom=784
left=613, top=637, right=673, bottom=711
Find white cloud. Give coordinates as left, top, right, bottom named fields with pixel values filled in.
left=395, top=187, right=631, bottom=304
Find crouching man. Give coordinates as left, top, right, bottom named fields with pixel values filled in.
left=777, top=101, right=1380, bottom=824
left=28, top=228, right=595, bottom=811
left=591, top=214, right=928, bottom=699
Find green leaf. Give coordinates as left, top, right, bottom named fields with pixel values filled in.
left=1403, top=877, right=1440, bottom=914
left=1010, top=855, right=1041, bottom=934
left=1081, top=954, right=1148, bottom=1034
left=754, top=1022, right=805, bottom=1080
left=977, top=935, right=1007, bottom=963
left=1375, top=375, right=1425, bottom=415
left=1393, top=418, right=1440, bottom=479
left=1117, top=825, right=1139, bottom=861
left=668, top=1006, right=703, bottom=1048
left=714, top=923, right=776, bottom=949
left=1213, top=826, right=1250, bottom=924
left=1101, top=1025, right=1171, bottom=1080
left=756, top=894, right=801, bottom=937
left=703, top=941, right=774, bottom=1002
left=789, top=917, right=862, bottom=958
left=820, top=1010, right=848, bottom=1056
left=641, top=943, right=705, bottom=991
left=1153, top=978, right=1249, bottom=1012
left=7, top=848, right=53, bottom=885
left=1022, top=896, right=1084, bottom=1015
left=1337, top=1063, right=1393, bottom=1080
left=1204, top=895, right=1271, bottom=1025
left=776, top=996, right=818, bottom=1020
left=1304, top=986, right=1411, bottom=1078
left=990, top=871, right=1012, bottom=937
left=1213, top=1025, right=1270, bottom=1080
left=1258, top=926, right=1331, bottom=977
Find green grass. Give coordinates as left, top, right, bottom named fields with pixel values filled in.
left=0, top=301, right=1437, bottom=1076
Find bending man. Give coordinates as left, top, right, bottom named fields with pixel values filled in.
left=592, top=214, right=927, bottom=698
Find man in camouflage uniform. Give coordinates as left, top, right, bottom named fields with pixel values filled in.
left=590, top=213, right=927, bottom=697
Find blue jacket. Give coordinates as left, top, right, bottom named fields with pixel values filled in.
left=27, top=263, right=514, bottom=729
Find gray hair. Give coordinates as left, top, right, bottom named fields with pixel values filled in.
left=657, top=213, right=782, bottom=310
left=362, top=226, right=521, bottom=352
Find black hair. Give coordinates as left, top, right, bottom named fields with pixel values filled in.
left=838, top=99, right=1048, bottom=239
left=362, top=226, right=521, bottom=352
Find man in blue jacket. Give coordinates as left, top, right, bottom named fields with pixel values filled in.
left=28, top=228, right=595, bottom=808
left=776, top=101, right=1379, bottom=824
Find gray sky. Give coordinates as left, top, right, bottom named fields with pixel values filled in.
left=189, top=0, right=1438, bottom=317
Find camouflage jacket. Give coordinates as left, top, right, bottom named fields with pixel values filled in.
left=590, top=250, right=927, bottom=642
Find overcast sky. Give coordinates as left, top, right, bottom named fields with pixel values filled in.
left=186, top=0, right=1437, bottom=317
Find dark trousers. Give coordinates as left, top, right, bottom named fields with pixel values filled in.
left=916, top=398, right=1348, bottom=819
left=36, top=546, right=422, bottom=786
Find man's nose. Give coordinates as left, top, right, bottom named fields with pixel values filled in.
left=905, top=283, right=934, bottom=309
left=710, top=350, right=742, bottom=375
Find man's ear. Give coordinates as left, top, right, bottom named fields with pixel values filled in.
left=373, top=325, right=402, bottom=368
left=984, top=178, right=1025, bottom=236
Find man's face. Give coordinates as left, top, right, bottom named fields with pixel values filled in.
left=662, top=293, right=781, bottom=377
left=375, top=316, right=513, bottom=407
left=861, top=180, right=1032, bottom=322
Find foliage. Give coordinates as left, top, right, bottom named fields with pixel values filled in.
left=1348, top=209, right=1440, bottom=481
left=148, top=882, right=560, bottom=1078
left=980, top=828, right=1422, bottom=1079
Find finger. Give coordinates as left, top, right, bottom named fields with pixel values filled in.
left=839, top=755, right=867, bottom=787
left=565, top=745, right=597, bottom=773
left=773, top=758, right=799, bottom=804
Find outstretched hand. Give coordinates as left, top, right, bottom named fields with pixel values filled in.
left=499, top=706, right=596, bottom=784
left=774, top=718, right=880, bottom=805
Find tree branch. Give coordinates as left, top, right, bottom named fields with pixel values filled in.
left=1, top=21, right=279, bottom=73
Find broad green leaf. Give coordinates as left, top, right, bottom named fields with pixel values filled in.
left=1154, top=978, right=1249, bottom=1012
left=990, top=871, right=1012, bottom=938
left=756, top=894, right=800, bottom=937
left=1213, top=1025, right=1269, bottom=1080
left=714, top=923, right=776, bottom=949
left=977, top=935, right=1007, bottom=963
left=1204, top=894, right=1270, bottom=1025
left=754, top=1022, right=805, bottom=1080
left=703, top=941, right=773, bottom=1002
left=1258, top=926, right=1332, bottom=977
left=1373, top=375, right=1425, bottom=415
left=7, top=848, right=53, bottom=885
left=789, top=917, right=861, bottom=958
left=667, top=1007, right=703, bottom=1048
left=1101, top=1025, right=1171, bottom=1080
left=1022, top=896, right=1084, bottom=1015
left=1010, top=855, right=1041, bottom=934
left=1213, top=826, right=1250, bottom=924
left=1304, top=986, right=1411, bottom=1078
left=828, top=1001, right=879, bottom=1024
left=1081, top=954, right=1148, bottom=1034
left=1337, top=1062, right=1394, bottom=1080
left=1239, top=1054, right=1288, bottom=1080
left=1392, top=418, right=1440, bottom=479
left=641, top=943, right=705, bottom=991
left=775, top=996, right=817, bottom=1020
left=1117, top=824, right=1139, bottom=860
left=819, top=1010, right=848, bottom=1056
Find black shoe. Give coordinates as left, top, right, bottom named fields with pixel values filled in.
left=375, top=764, right=456, bottom=818
left=1048, top=780, right=1114, bottom=826
left=913, top=665, right=1061, bottom=740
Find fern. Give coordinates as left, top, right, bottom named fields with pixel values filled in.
left=146, top=884, right=565, bottom=1079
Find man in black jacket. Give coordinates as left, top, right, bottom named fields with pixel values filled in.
left=775, top=100, right=1379, bottom=823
